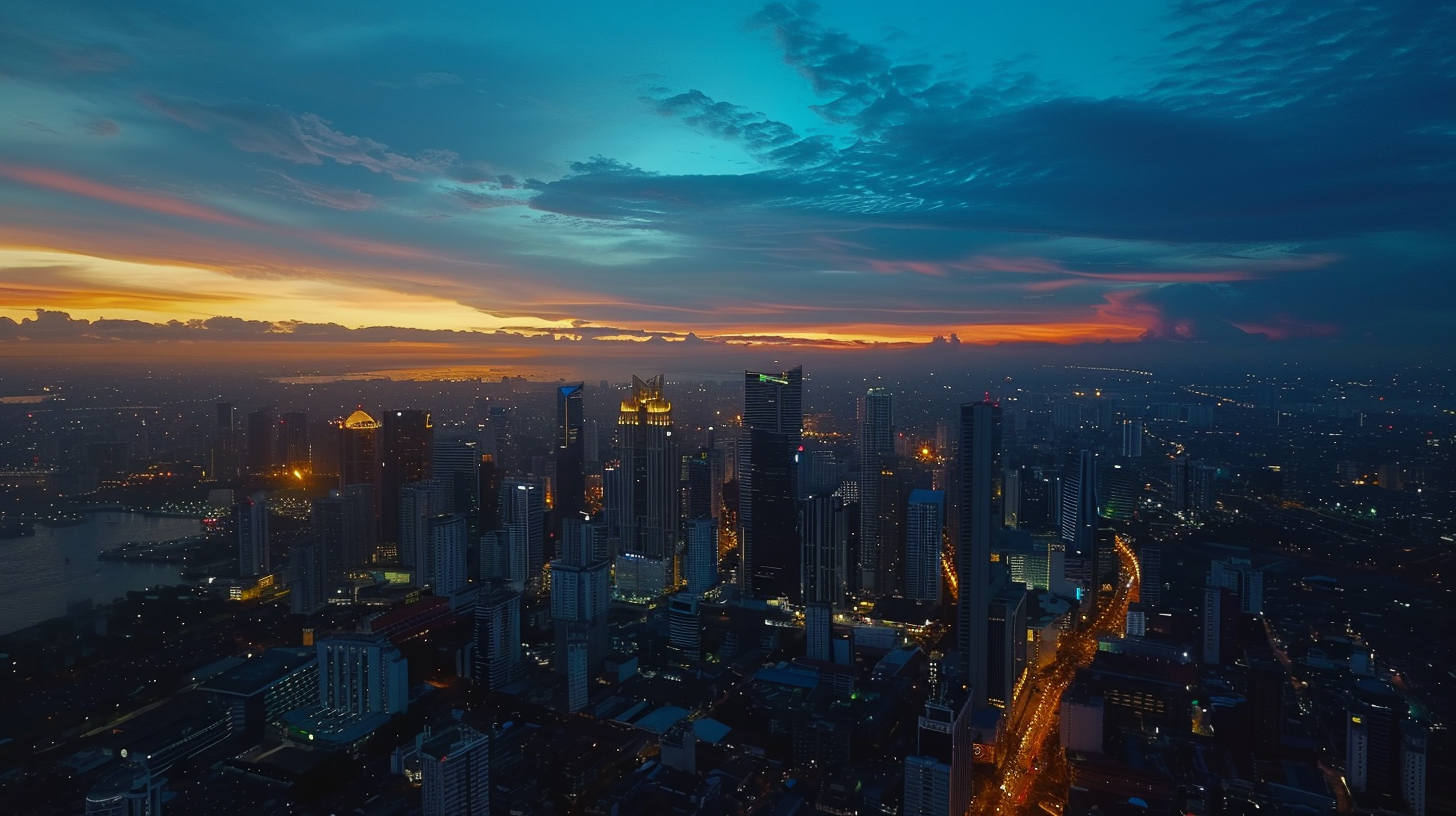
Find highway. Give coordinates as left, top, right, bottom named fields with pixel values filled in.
left=969, top=534, right=1142, bottom=816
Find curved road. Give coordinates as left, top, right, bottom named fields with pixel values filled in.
left=969, top=534, right=1142, bottom=816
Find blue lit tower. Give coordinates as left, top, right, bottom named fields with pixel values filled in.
left=555, top=384, right=585, bottom=520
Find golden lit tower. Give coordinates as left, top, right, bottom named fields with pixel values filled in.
left=605, top=375, right=680, bottom=598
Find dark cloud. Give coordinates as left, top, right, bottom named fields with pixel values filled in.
left=650, top=89, right=833, bottom=167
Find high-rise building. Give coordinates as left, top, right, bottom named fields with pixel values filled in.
left=804, top=601, right=833, bottom=662
left=237, top=491, right=269, bottom=578
left=682, top=448, right=714, bottom=521
left=427, top=514, right=469, bottom=594
left=280, top=412, right=309, bottom=470
left=1170, top=456, right=1190, bottom=510
left=903, top=688, right=974, bottom=816
left=246, top=407, right=276, bottom=474
left=311, top=492, right=348, bottom=583
left=1210, top=557, right=1264, bottom=614
left=1200, top=585, right=1239, bottom=665
left=317, top=632, right=408, bottom=717
left=551, top=516, right=610, bottom=675
left=858, top=388, right=894, bottom=596
left=565, top=632, right=590, bottom=713
left=905, top=489, right=944, bottom=604
left=338, top=407, right=380, bottom=491
left=684, top=517, right=718, bottom=596
left=342, top=484, right=376, bottom=570
left=421, top=724, right=490, bottom=816
left=474, top=584, right=522, bottom=691
left=290, top=542, right=324, bottom=615
left=432, top=437, right=481, bottom=517
left=211, top=401, right=240, bottom=482
left=740, top=367, right=803, bottom=601
left=379, top=409, right=433, bottom=549
left=1059, top=450, right=1098, bottom=560
left=987, top=588, right=1028, bottom=709
left=555, top=384, right=585, bottom=519
left=1121, top=418, right=1143, bottom=458
left=956, top=400, right=1000, bottom=704
left=606, top=375, right=679, bottom=598
left=499, top=479, right=543, bottom=592
left=1099, top=461, right=1137, bottom=521
left=399, top=480, right=447, bottom=572
left=1190, top=461, right=1218, bottom=514
left=1139, top=545, right=1162, bottom=608
left=800, top=494, right=848, bottom=610
left=1402, top=719, right=1428, bottom=816
left=668, top=592, right=701, bottom=665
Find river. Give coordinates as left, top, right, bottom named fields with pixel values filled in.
left=0, top=510, right=203, bottom=636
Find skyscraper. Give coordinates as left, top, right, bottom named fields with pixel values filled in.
left=956, top=399, right=1000, bottom=704
left=858, top=387, right=894, bottom=596
left=427, top=514, right=469, bottom=595
left=399, top=480, right=447, bottom=573
left=987, top=587, right=1028, bottom=709
left=1121, top=418, right=1144, bottom=458
left=474, top=584, right=522, bottom=690
left=338, top=407, right=380, bottom=491
left=432, top=437, right=481, bottom=517
left=379, top=409, right=433, bottom=550
left=555, top=384, right=585, bottom=519
left=499, top=479, right=542, bottom=592
left=280, top=411, right=309, bottom=470
left=551, top=516, right=610, bottom=675
left=1139, top=545, right=1162, bottom=608
left=800, top=494, right=848, bottom=610
left=237, top=491, right=269, bottom=578
left=246, top=407, right=276, bottom=474
left=668, top=592, right=701, bottom=665
left=211, top=401, right=240, bottom=482
left=606, top=375, right=679, bottom=598
left=903, top=688, right=974, bottom=816
left=740, top=366, right=803, bottom=601
left=684, top=517, right=718, bottom=596
left=421, top=724, right=490, bottom=816
left=905, top=489, right=944, bottom=604
left=1060, top=450, right=1098, bottom=561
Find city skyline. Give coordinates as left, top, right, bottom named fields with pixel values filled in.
left=1, top=1, right=1452, bottom=367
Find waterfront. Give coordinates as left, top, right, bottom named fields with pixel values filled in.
left=0, top=510, right=200, bottom=635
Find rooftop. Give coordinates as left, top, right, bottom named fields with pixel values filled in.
left=201, top=647, right=316, bottom=698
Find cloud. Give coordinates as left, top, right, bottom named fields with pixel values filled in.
left=650, top=89, right=834, bottom=167
left=140, top=93, right=459, bottom=180
left=83, top=118, right=119, bottom=137
left=276, top=174, right=376, bottom=211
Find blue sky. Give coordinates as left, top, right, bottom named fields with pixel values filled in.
left=0, top=0, right=1452, bottom=362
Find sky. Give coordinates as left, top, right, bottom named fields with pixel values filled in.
left=0, top=1, right=1452, bottom=369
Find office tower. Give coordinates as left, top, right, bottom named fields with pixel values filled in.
left=858, top=388, right=894, bottom=596
left=1210, top=557, right=1264, bottom=614
left=474, top=584, right=522, bottom=691
left=684, top=517, right=718, bottom=595
left=1170, top=456, right=1190, bottom=510
left=317, top=632, right=409, bottom=716
left=1092, top=528, right=1119, bottom=594
left=339, top=407, right=381, bottom=491
left=237, top=491, right=269, bottom=578
left=565, top=633, right=590, bottom=713
left=1190, top=461, right=1217, bottom=514
left=311, top=492, right=348, bottom=583
left=500, top=479, right=542, bottom=592
left=668, top=592, right=701, bottom=665
left=428, top=514, right=468, bottom=594
left=805, top=447, right=838, bottom=496
left=246, top=407, right=276, bottom=474
left=211, top=401, right=240, bottom=482
left=1059, top=450, right=1098, bottom=560
left=585, top=419, right=600, bottom=466
left=987, top=588, right=1028, bottom=709
left=551, top=516, right=610, bottom=674
left=555, top=384, right=585, bottom=519
left=1002, top=467, right=1021, bottom=529
left=1007, top=539, right=1052, bottom=592
left=1121, top=418, right=1144, bottom=458
left=432, top=438, right=481, bottom=517
left=1245, top=649, right=1285, bottom=757
left=85, top=759, right=164, bottom=815
left=903, top=689, right=973, bottom=816
left=478, top=456, right=501, bottom=533
left=805, top=601, right=833, bottom=662
left=400, top=480, right=447, bottom=572
left=379, top=409, right=433, bottom=550
left=1099, top=461, right=1136, bottom=521
left=290, top=542, right=324, bottom=615
left=1139, top=545, right=1162, bottom=609
left=1200, top=586, right=1239, bottom=665
left=606, top=375, right=679, bottom=598
left=800, top=494, right=848, bottom=610
left=682, top=448, right=714, bottom=521
left=905, top=489, right=944, bottom=604
left=740, top=366, right=803, bottom=600
left=956, top=399, right=1000, bottom=704
left=1015, top=467, right=1053, bottom=534
left=1402, top=720, right=1427, bottom=816
left=280, top=412, right=309, bottom=470
left=342, top=484, right=376, bottom=570
left=421, top=724, right=490, bottom=816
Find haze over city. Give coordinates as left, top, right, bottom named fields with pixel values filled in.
left=0, top=3, right=1452, bottom=816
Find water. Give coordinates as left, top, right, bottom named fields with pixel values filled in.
left=0, top=510, right=202, bottom=635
